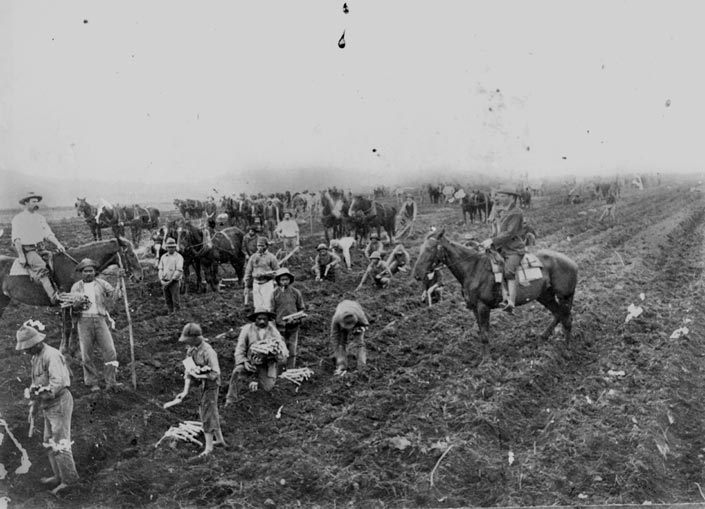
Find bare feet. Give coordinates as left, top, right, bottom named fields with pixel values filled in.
left=198, top=448, right=213, bottom=457
left=50, top=483, right=71, bottom=496
left=40, top=476, right=59, bottom=485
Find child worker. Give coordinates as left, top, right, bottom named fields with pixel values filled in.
left=272, top=267, right=306, bottom=369
left=178, top=322, right=226, bottom=457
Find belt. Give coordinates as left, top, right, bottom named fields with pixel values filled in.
left=81, top=313, right=105, bottom=318
left=22, top=244, right=41, bottom=249
left=255, top=278, right=272, bottom=284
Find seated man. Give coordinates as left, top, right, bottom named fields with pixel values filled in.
left=385, top=241, right=410, bottom=275
left=355, top=252, right=391, bottom=291
left=225, top=309, right=288, bottom=406
left=312, top=244, right=341, bottom=282
left=11, top=192, right=66, bottom=303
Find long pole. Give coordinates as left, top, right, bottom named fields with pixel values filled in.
left=117, top=255, right=137, bottom=389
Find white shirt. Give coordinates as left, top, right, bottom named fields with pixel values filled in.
left=83, top=282, right=98, bottom=314
left=11, top=210, right=54, bottom=244
left=275, top=219, right=299, bottom=238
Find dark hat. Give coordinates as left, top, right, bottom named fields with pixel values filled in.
left=19, top=192, right=43, bottom=205
left=274, top=267, right=295, bottom=283
left=75, top=258, right=99, bottom=272
left=247, top=308, right=276, bottom=322
left=164, top=237, right=177, bottom=247
left=15, top=323, right=46, bottom=350
left=178, top=322, right=203, bottom=342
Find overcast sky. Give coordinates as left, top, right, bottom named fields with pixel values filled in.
left=1, top=0, right=703, bottom=188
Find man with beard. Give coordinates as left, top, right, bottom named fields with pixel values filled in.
left=225, top=309, right=288, bottom=406
left=11, top=192, right=66, bottom=303
left=70, top=258, right=124, bottom=391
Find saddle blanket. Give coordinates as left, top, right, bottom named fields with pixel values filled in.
left=490, top=253, right=544, bottom=286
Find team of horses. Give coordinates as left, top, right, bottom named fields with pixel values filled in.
left=75, top=198, right=160, bottom=243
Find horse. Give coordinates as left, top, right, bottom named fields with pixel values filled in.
left=115, top=205, right=160, bottom=243
left=74, top=198, right=120, bottom=240
left=412, top=228, right=578, bottom=356
left=199, top=227, right=246, bottom=290
left=0, top=237, right=143, bottom=354
left=348, top=195, right=397, bottom=243
left=519, top=190, right=532, bottom=209
left=320, top=190, right=350, bottom=242
left=175, top=221, right=209, bottom=293
left=461, top=191, right=492, bottom=224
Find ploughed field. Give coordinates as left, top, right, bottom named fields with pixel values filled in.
left=1, top=181, right=705, bottom=508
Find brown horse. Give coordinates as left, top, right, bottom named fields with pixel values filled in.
left=200, top=227, right=247, bottom=290
left=413, top=228, right=578, bottom=356
left=348, top=195, right=397, bottom=242
left=0, top=237, right=143, bottom=352
left=116, top=205, right=160, bottom=243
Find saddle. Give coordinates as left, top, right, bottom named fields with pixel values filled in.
left=10, top=249, right=55, bottom=280
left=489, top=252, right=543, bottom=286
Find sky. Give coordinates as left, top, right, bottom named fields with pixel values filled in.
left=1, top=0, right=703, bottom=192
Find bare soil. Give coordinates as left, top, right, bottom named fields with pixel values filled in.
left=1, top=181, right=705, bottom=508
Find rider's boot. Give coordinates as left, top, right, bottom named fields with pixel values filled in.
left=39, top=276, right=59, bottom=305
left=500, top=279, right=517, bottom=314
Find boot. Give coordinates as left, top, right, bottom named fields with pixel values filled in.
left=40, top=276, right=59, bottom=305
left=504, top=279, right=518, bottom=313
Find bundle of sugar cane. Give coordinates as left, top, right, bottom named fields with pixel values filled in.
left=279, top=367, right=314, bottom=386
left=58, top=293, right=91, bottom=310
left=248, top=337, right=288, bottom=365
left=154, top=421, right=203, bottom=448
left=283, top=311, right=307, bottom=323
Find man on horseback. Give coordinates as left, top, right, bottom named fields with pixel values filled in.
left=11, top=192, right=66, bottom=304
left=481, top=190, right=526, bottom=313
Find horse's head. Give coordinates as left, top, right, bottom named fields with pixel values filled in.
left=413, top=228, right=446, bottom=281
left=75, top=198, right=88, bottom=216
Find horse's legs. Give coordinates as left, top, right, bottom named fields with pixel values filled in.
left=556, top=293, right=574, bottom=345
left=536, top=290, right=561, bottom=340
left=0, top=293, right=10, bottom=320
left=471, top=301, right=491, bottom=357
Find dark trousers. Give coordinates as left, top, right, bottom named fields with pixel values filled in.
left=163, top=280, right=181, bottom=312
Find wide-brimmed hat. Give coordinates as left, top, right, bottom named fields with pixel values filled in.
left=256, top=237, right=269, bottom=246
left=283, top=211, right=292, bottom=218
left=19, top=192, right=43, bottom=205
left=178, top=322, right=203, bottom=342
left=75, top=258, right=99, bottom=272
left=247, top=308, right=276, bottom=322
left=15, top=324, right=46, bottom=350
left=274, top=267, right=295, bottom=283
left=369, top=233, right=379, bottom=239
left=164, top=237, right=177, bottom=247
left=316, top=243, right=328, bottom=251
left=369, top=251, right=381, bottom=260
left=496, top=189, right=520, bottom=198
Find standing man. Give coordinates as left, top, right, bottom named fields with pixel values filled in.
left=272, top=268, right=305, bottom=368
left=481, top=190, right=526, bottom=313
left=242, top=226, right=259, bottom=258
left=330, top=300, right=370, bottom=375
left=16, top=321, right=79, bottom=495
left=225, top=309, right=288, bottom=406
left=243, top=237, right=279, bottom=311
left=70, top=258, right=123, bottom=391
left=11, top=192, right=66, bottom=304
left=399, top=194, right=418, bottom=236
left=274, top=211, right=300, bottom=260
left=157, top=237, right=184, bottom=314
left=263, top=199, right=280, bottom=240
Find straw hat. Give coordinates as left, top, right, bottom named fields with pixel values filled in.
left=274, top=267, right=295, bottom=283
left=75, top=258, right=99, bottom=272
left=164, top=237, right=177, bottom=247
left=369, top=251, right=381, bottom=260
left=178, top=323, right=204, bottom=342
left=19, top=192, right=43, bottom=205
left=247, top=308, right=276, bottom=322
left=15, top=324, right=46, bottom=350
left=316, top=243, right=328, bottom=251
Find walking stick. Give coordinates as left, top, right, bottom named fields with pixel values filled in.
left=117, top=255, right=137, bottom=389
